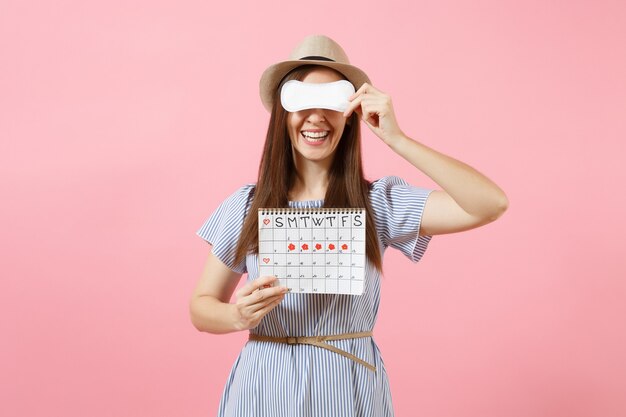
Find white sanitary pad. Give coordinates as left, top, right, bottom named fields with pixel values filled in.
left=280, top=80, right=356, bottom=113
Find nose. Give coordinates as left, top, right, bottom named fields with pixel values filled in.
left=304, top=108, right=327, bottom=121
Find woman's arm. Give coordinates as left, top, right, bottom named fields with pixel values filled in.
left=343, top=83, right=509, bottom=236
left=388, top=134, right=509, bottom=236
left=189, top=251, right=287, bottom=334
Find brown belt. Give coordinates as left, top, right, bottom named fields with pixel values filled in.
left=248, top=331, right=376, bottom=372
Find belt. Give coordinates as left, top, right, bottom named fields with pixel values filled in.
left=248, top=331, right=376, bottom=372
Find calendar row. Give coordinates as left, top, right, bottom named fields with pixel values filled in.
left=259, top=265, right=364, bottom=280
left=259, top=240, right=365, bottom=254
left=259, top=211, right=364, bottom=229
left=260, top=253, right=365, bottom=268
left=259, top=228, right=365, bottom=241
left=275, top=278, right=364, bottom=295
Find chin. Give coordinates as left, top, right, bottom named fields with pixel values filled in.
left=293, top=148, right=333, bottom=162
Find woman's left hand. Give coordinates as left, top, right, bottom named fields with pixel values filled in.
left=343, top=83, right=405, bottom=146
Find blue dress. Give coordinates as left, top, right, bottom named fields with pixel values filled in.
left=196, top=176, right=434, bottom=417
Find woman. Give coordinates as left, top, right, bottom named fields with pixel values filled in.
left=191, top=34, right=508, bottom=417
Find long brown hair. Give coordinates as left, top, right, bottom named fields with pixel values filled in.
left=234, top=64, right=383, bottom=272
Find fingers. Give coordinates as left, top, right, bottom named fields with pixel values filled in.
left=242, top=275, right=280, bottom=296
left=344, top=82, right=384, bottom=119
left=254, top=297, right=283, bottom=317
left=236, top=276, right=288, bottom=308
left=240, top=297, right=284, bottom=330
left=345, top=94, right=381, bottom=123
left=234, top=276, right=288, bottom=330
left=343, top=94, right=364, bottom=119
left=344, top=83, right=367, bottom=118
left=350, top=82, right=374, bottom=99
left=249, top=292, right=285, bottom=314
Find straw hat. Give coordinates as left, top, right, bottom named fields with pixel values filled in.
left=259, top=34, right=371, bottom=112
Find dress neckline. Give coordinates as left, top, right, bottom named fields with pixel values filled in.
left=288, top=199, right=324, bottom=209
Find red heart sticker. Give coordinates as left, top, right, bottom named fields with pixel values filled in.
left=263, top=218, right=270, bottom=225
left=315, top=243, right=322, bottom=250
left=301, top=244, right=309, bottom=250
left=329, top=244, right=335, bottom=250
left=288, top=243, right=295, bottom=251
left=342, top=244, right=348, bottom=250
left=263, top=258, right=270, bottom=264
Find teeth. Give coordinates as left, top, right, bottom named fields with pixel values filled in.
left=302, top=131, right=329, bottom=139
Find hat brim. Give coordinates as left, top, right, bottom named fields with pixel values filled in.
left=259, top=60, right=371, bottom=113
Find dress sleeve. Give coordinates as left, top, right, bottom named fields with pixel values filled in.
left=196, top=184, right=256, bottom=274
left=370, top=175, right=434, bottom=263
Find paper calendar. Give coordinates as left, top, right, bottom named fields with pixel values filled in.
left=258, top=208, right=366, bottom=295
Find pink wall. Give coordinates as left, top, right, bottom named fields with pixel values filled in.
left=2, top=1, right=625, bottom=416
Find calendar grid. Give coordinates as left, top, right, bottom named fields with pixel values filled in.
left=258, top=208, right=366, bottom=295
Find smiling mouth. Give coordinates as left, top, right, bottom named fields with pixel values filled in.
left=300, top=130, right=330, bottom=144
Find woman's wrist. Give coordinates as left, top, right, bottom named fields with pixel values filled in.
left=386, top=132, right=412, bottom=152
left=229, top=303, right=245, bottom=332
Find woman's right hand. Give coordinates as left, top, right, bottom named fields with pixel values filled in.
left=233, top=275, right=288, bottom=331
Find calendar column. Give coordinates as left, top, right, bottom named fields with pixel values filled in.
left=285, top=220, right=300, bottom=292
left=311, top=212, right=326, bottom=293
left=258, top=211, right=275, bottom=282
left=324, top=216, right=339, bottom=294
left=272, top=216, right=287, bottom=287
left=350, top=210, right=366, bottom=295
left=337, top=211, right=352, bottom=294
left=298, top=226, right=313, bottom=292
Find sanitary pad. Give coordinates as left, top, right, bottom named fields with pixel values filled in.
left=280, top=80, right=356, bottom=113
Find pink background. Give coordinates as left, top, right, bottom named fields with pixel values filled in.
left=2, top=1, right=625, bottom=416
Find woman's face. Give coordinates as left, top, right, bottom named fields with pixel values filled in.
left=285, top=67, right=349, bottom=166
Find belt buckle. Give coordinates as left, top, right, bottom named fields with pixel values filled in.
left=286, top=337, right=298, bottom=344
